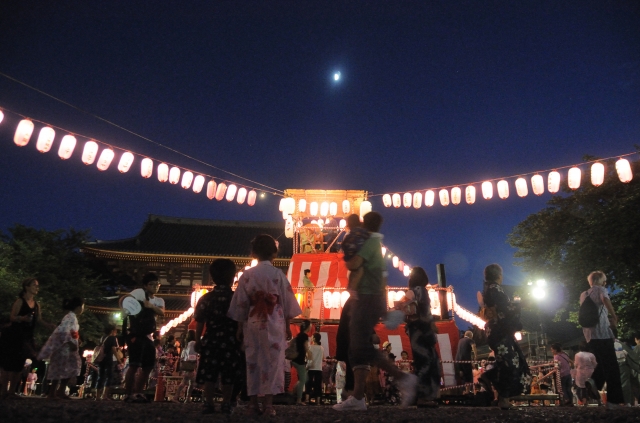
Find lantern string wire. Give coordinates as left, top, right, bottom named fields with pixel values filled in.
left=0, top=73, right=285, bottom=195
left=369, top=151, right=639, bottom=198
left=0, top=104, right=284, bottom=196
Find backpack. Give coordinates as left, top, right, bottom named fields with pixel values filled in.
left=285, top=338, right=298, bottom=360
left=578, top=290, right=602, bottom=328
left=92, top=336, right=106, bottom=364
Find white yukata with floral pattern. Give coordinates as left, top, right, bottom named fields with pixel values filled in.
left=227, top=261, right=302, bottom=396
left=37, top=311, right=81, bottom=380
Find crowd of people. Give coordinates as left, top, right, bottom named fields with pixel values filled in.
left=1, top=212, right=639, bottom=415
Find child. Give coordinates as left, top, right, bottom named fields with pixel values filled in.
left=550, top=343, right=573, bottom=406
left=573, top=342, right=600, bottom=405
left=341, top=214, right=370, bottom=294
left=26, top=368, right=38, bottom=396
left=335, top=361, right=346, bottom=403
left=37, top=297, right=84, bottom=399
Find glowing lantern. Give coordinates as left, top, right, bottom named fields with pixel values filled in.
left=439, top=189, right=450, bottom=206
left=395, top=291, right=405, bottom=303
left=451, top=187, right=461, bottom=205
left=383, top=194, right=392, bottom=207
left=14, top=119, right=34, bottom=146
left=215, top=183, right=227, bottom=201
left=515, top=178, right=528, bottom=197
left=567, top=167, right=581, bottom=190
left=140, top=158, right=153, bottom=178
left=413, top=192, right=422, bottom=209
left=591, top=163, right=604, bottom=186
left=392, top=256, right=399, bottom=268
left=320, top=201, right=329, bottom=217
left=465, top=186, right=476, bottom=204
left=58, top=135, right=76, bottom=160
left=334, top=219, right=343, bottom=229
left=392, top=194, right=401, bottom=208
left=616, top=158, right=633, bottom=183
left=387, top=291, right=397, bottom=308
left=381, top=246, right=387, bottom=256
left=169, top=167, right=180, bottom=184
left=36, top=127, right=56, bottom=153
left=341, top=291, right=350, bottom=307
left=298, top=199, right=307, bottom=213
left=342, top=200, right=350, bottom=214
left=82, top=141, right=99, bottom=165
left=0, top=110, right=3, bottom=123
left=548, top=171, right=560, bottom=193
left=403, top=266, right=410, bottom=277
left=332, top=292, right=341, bottom=309
left=284, top=198, right=295, bottom=214
left=279, top=198, right=286, bottom=211
left=206, top=181, right=217, bottom=199
left=497, top=180, right=509, bottom=199
left=402, top=193, right=411, bottom=208
left=118, top=152, right=134, bottom=173
left=330, top=202, right=338, bottom=216
left=157, top=163, right=169, bottom=182
left=96, top=148, right=114, bottom=170
left=192, top=175, right=205, bottom=193
left=425, top=190, right=435, bottom=207
left=398, top=261, right=405, bottom=271
left=317, top=219, right=324, bottom=229
left=531, top=174, right=544, bottom=195
left=285, top=215, right=294, bottom=237
left=359, top=200, right=372, bottom=219
left=237, top=187, right=247, bottom=204
left=226, top=184, right=238, bottom=201
left=323, top=291, right=333, bottom=309
left=248, top=190, right=257, bottom=206
left=481, top=181, right=493, bottom=200
left=181, top=171, right=194, bottom=189
left=310, top=202, right=319, bottom=216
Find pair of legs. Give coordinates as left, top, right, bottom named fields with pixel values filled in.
left=306, top=370, right=323, bottom=403
left=588, top=338, right=624, bottom=405
left=47, top=378, right=70, bottom=399
left=202, top=381, right=234, bottom=405
left=124, top=334, right=155, bottom=398
left=292, top=361, right=308, bottom=404
left=96, top=361, right=115, bottom=400
left=124, top=365, right=153, bottom=396
left=174, top=372, right=195, bottom=402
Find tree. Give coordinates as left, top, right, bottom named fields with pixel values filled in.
left=508, top=157, right=640, bottom=338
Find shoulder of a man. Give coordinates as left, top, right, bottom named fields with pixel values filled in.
left=129, top=288, right=146, bottom=301
left=357, top=235, right=380, bottom=259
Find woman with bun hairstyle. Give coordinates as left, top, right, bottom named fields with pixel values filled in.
left=38, top=297, right=84, bottom=399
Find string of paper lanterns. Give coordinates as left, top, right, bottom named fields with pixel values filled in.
left=322, top=289, right=351, bottom=309
left=381, top=244, right=412, bottom=277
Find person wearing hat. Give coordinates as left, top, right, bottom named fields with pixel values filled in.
left=456, top=331, right=476, bottom=394
left=382, top=341, right=393, bottom=360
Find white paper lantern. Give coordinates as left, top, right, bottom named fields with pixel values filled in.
left=206, top=181, right=217, bottom=199
left=157, top=163, right=169, bottom=182
left=425, top=190, right=435, bottom=207
left=392, top=193, right=401, bottom=208
left=82, top=141, right=99, bottom=165
left=392, top=256, right=399, bottom=268
left=341, top=291, right=350, bottom=307
left=215, top=182, right=227, bottom=201
left=140, top=158, right=153, bottom=178
left=342, top=199, right=351, bottom=214
left=320, top=201, right=329, bottom=217
left=403, top=266, right=410, bottom=277
left=96, top=148, right=114, bottom=171
left=616, top=158, right=633, bottom=183
left=332, top=292, right=341, bottom=309
left=0, top=110, right=3, bottom=123
left=395, top=291, right=405, bottom=302
left=531, top=174, right=544, bottom=195
left=515, top=178, right=528, bottom=197
left=226, top=184, right=238, bottom=201
left=284, top=197, right=295, bottom=214
left=169, top=167, right=181, bottom=184
left=381, top=246, right=386, bottom=256
left=58, top=135, right=77, bottom=160
left=323, top=291, right=333, bottom=309
left=465, top=186, right=476, bottom=204
left=481, top=181, right=493, bottom=200
left=387, top=291, right=396, bottom=308
left=382, top=194, right=392, bottom=207
left=36, top=127, right=56, bottom=153
left=451, top=187, right=461, bottom=205
left=398, top=260, right=405, bottom=271
left=359, top=200, right=372, bottom=219
left=248, top=190, right=257, bottom=206
left=547, top=171, right=561, bottom=194
left=591, top=162, right=604, bottom=186
left=413, top=192, right=423, bottom=209
left=497, top=180, right=509, bottom=199
left=14, top=120, right=34, bottom=147
left=298, top=199, right=307, bottom=213
left=439, top=189, right=450, bottom=206
left=401, top=193, right=411, bottom=208
left=237, top=187, right=247, bottom=204
left=118, top=152, right=135, bottom=173
left=568, top=167, right=581, bottom=190
left=181, top=171, right=194, bottom=189
left=192, top=175, right=205, bottom=193
left=279, top=198, right=286, bottom=211
left=339, top=219, right=346, bottom=228
left=310, top=202, right=319, bottom=216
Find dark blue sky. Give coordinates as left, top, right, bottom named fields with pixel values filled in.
left=0, top=1, right=638, bottom=312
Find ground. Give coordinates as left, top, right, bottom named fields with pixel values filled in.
left=1, top=399, right=638, bottom=423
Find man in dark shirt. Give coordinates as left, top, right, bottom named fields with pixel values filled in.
left=456, top=331, right=476, bottom=394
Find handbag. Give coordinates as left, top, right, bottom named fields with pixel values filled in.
left=92, top=336, right=106, bottom=364
left=114, top=338, right=124, bottom=362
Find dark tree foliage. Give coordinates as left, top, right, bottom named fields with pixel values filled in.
left=508, top=157, right=640, bottom=338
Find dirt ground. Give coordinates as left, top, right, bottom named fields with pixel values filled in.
left=1, top=398, right=639, bottom=423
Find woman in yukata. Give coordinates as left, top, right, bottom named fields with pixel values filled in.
left=228, top=234, right=302, bottom=417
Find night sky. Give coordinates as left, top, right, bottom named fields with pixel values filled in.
left=0, top=1, right=638, bottom=312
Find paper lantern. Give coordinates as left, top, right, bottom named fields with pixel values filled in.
left=284, top=198, right=295, bottom=214
left=320, top=201, right=329, bottom=217
left=237, top=187, right=247, bottom=204
left=465, top=186, right=476, bottom=204
left=392, top=256, right=399, bottom=268
left=215, top=182, right=227, bottom=201
left=413, top=192, right=422, bottom=209
left=360, top=200, right=372, bottom=219
left=168, top=167, right=181, bottom=184
left=279, top=198, right=286, bottom=211
left=339, top=219, right=346, bottom=228
left=568, top=167, right=581, bottom=190
left=548, top=171, right=561, bottom=194
left=330, top=202, right=338, bottom=216
left=392, top=194, right=401, bottom=208
left=332, top=292, right=341, bottom=309
left=192, top=175, right=205, bottom=193
left=481, top=181, right=493, bottom=200
left=285, top=215, right=294, bottom=237
left=157, top=163, right=169, bottom=182
left=96, top=148, right=114, bottom=171
left=425, top=190, right=435, bottom=207
left=206, top=181, right=217, bottom=199
left=381, top=246, right=387, bottom=256
left=342, top=200, right=350, bottom=214
left=403, top=266, right=410, bottom=277
left=591, top=162, right=604, bottom=186
left=14, top=119, right=34, bottom=146
left=395, top=291, right=405, bottom=302
left=515, top=178, right=528, bottom=197
left=82, top=141, right=99, bottom=165
left=439, top=189, right=450, bottom=206
left=36, top=127, right=56, bottom=153
left=387, top=291, right=397, bottom=308
left=399, top=193, right=409, bottom=208
left=616, top=158, right=633, bottom=183
left=118, top=152, right=134, bottom=173
left=382, top=194, right=392, bottom=207
left=58, top=135, right=76, bottom=160
left=317, top=219, right=324, bottom=228
left=398, top=260, right=405, bottom=271
left=451, top=187, right=461, bottom=205
left=497, top=180, right=509, bottom=199
left=0, top=110, right=3, bottom=123
left=248, top=190, right=257, bottom=206
left=310, top=202, right=319, bottom=216
left=323, top=291, right=333, bottom=309
left=341, top=291, right=350, bottom=307
left=298, top=199, right=307, bottom=213
left=226, top=184, right=238, bottom=201
left=531, top=174, right=544, bottom=195
left=140, top=158, right=153, bottom=178
left=181, top=171, right=194, bottom=189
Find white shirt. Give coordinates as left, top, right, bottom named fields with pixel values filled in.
left=579, top=285, right=613, bottom=342
left=129, top=288, right=165, bottom=310
left=307, top=344, right=324, bottom=371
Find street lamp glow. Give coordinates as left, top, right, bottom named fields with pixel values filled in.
left=532, top=286, right=546, bottom=299
left=536, top=279, right=546, bottom=287
left=334, top=71, right=341, bottom=81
